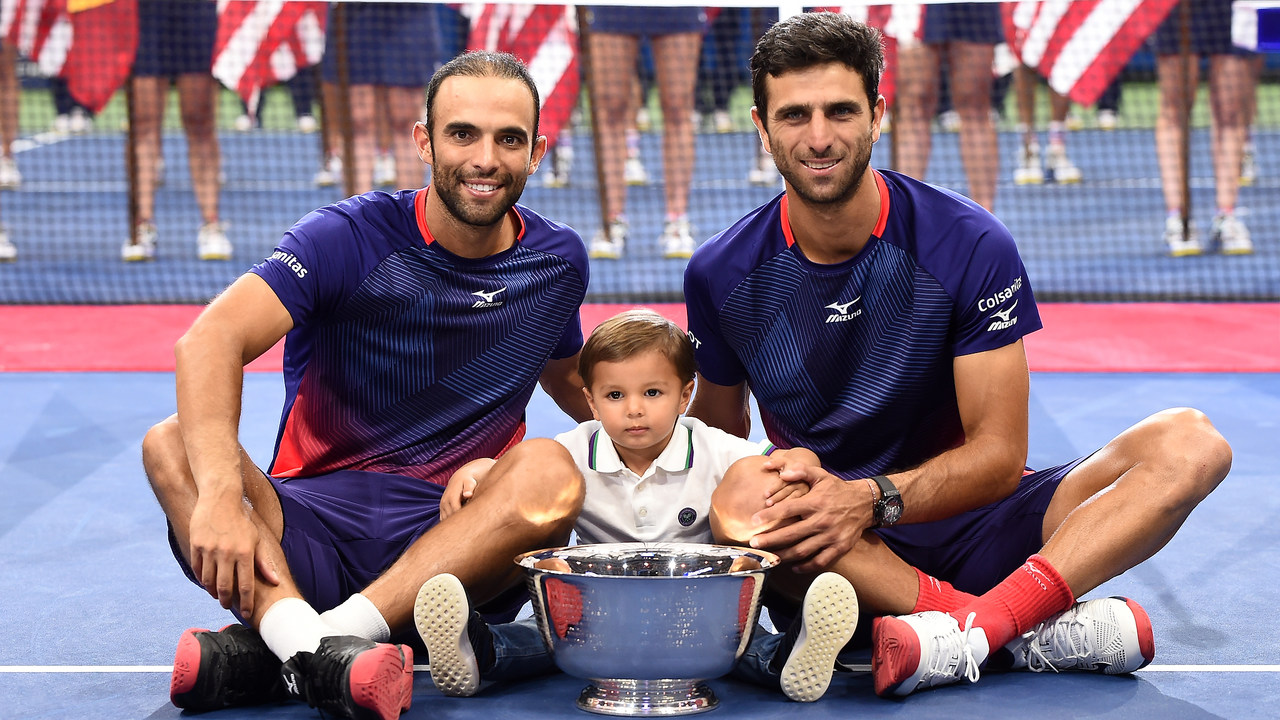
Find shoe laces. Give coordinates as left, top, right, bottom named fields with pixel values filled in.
left=919, top=612, right=981, bottom=688
left=1026, top=614, right=1096, bottom=673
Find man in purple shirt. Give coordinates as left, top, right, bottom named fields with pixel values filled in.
left=686, top=12, right=1232, bottom=699
left=142, top=51, right=591, bottom=720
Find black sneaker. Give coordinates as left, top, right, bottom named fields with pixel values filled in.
left=768, top=572, right=859, bottom=702
left=170, top=624, right=287, bottom=711
left=414, top=573, right=496, bottom=697
left=278, top=635, right=413, bottom=720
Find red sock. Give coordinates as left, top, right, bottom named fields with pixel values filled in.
left=911, top=568, right=977, bottom=613
left=950, top=554, right=1074, bottom=651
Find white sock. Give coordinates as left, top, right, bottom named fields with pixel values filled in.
left=319, top=593, right=391, bottom=643
left=258, top=597, right=331, bottom=662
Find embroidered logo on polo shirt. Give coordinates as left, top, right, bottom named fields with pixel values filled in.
left=678, top=507, right=697, bottom=527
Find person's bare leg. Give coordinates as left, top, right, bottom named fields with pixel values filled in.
left=1155, top=54, right=1197, bottom=213
left=358, top=438, right=584, bottom=631
left=651, top=32, right=700, bottom=218
left=347, top=84, right=376, bottom=194
left=587, top=33, right=638, bottom=221
left=1207, top=55, right=1254, bottom=212
left=1038, top=408, right=1230, bottom=596
left=1014, top=64, right=1037, bottom=150
left=0, top=44, right=18, bottom=159
left=177, top=73, right=221, bottom=225
left=948, top=42, right=997, bottom=210
left=894, top=44, right=940, bottom=182
left=131, top=76, right=168, bottom=225
left=387, top=85, right=426, bottom=190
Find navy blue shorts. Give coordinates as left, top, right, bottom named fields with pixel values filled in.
left=321, top=2, right=443, bottom=86
left=922, top=2, right=1004, bottom=45
left=133, top=0, right=216, bottom=78
left=1153, top=0, right=1254, bottom=57
left=587, top=6, right=707, bottom=36
left=168, top=468, right=530, bottom=637
left=875, top=458, right=1084, bottom=595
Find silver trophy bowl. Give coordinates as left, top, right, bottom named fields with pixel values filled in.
left=516, top=542, right=779, bottom=716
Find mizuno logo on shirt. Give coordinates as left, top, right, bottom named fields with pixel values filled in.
left=472, top=287, right=506, bottom=309
left=986, top=299, right=1019, bottom=331
left=825, top=296, right=862, bottom=323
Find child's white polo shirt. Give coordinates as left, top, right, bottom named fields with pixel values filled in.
left=555, top=416, right=772, bottom=544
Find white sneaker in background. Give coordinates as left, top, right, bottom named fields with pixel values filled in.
left=53, top=114, right=73, bottom=134
left=1240, top=141, right=1257, bottom=187
left=1013, top=143, right=1043, bottom=185
left=712, top=109, right=734, bottom=133
left=121, top=222, right=158, bottom=262
left=0, top=226, right=16, bottom=261
left=589, top=218, right=628, bottom=260
left=1096, top=109, right=1118, bottom=131
left=659, top=217, right=696, bottom=259
left=1212, top=212, right=1253, bottom=255
left=68, top=108, right=92, bottom=134
left=197, top=221, right=233, bottom=261
left=313, top=155, right=341, bottom=187
left=1045, top=143, right=1082, bottom=184
left=0, top=156, right=21, bottom=189
left=1164, top=215, right=1201, bottom=257
left=624, top=156, right=649, bottom=186
left=234, top=114, right=254, bottom=132
left=748, top=147, right=779, bottom=186
left=374, top=153, right=396, bottom=187
left=296, top=115, right=318, bottom=134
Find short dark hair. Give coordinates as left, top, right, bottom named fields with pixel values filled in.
left=751, top=12, right=884, bottom=129
left=424, top=50, right=541, bottom=139
left=578, top=309, right=696, bottom=390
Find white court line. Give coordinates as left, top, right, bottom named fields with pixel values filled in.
left=3, top=663, right=1280, bottom=674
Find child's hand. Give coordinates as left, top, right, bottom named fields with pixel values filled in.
left=441, top=458, right=496, bottom=521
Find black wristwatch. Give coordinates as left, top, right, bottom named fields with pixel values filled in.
left=871, top=474, right=903, bottom=527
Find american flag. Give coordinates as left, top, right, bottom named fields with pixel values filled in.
left=1003, top=0, right=1178, bottom=107
left=1, top=0, right=136, bottom=113
left=213, top=0, right=326, bottom=113
left=813, top=4, right=925, bottom=109
left=461, top=3, right=579, bottom=146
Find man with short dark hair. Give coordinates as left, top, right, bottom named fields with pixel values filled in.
left=143, top=51, right=592, bottom=720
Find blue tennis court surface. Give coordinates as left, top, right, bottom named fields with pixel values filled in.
left=1, top=370, right=1277, bottom=718
left=0, top=125, right=1276, bottom=303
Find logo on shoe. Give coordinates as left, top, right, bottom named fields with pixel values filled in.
left=270, top=250, right=308, bottom=279
left=825, top=296, right=862, bottom=324
left=283, top=671, right=299, bottom=696
left=471, top=287, right=506, bottom=309
left=985, top=299, right=1019, bottom=332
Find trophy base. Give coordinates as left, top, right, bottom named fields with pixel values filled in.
left=577, top=678, right=718, bottom=716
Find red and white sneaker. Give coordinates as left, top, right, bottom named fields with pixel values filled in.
left=279, top=635, right=413, bottom=720
left=1006, top=597, right=1154, bottom=675
left=871, top=611, right=985, bottom=697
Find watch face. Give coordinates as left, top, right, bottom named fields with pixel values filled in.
left=881, top=497, right=903, bottom=525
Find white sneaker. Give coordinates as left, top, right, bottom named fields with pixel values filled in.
left=712, top=109, right=734, bottom=133
left=374, top=153, right=396, bottom=187
left=937, top=109, right=961, bottom=133
left=68, top=108, right=92, bottom=134
left=0, top=156, right=21, bottom=188
left=296, top=114, right=318, bottom=134
left=1045, top=143, right=1082, bottom=184
left=313, top=155, right=341, bottom=187
left=871, top=611, right=984, bottom=697
left=53, top=114, right=73, bottom=134
left=0, top=226, right=15, bottom=261
left=543, top=143, right=573, bottom=188
left=776, top=573, right=858, bottom=702
left=748, top=148, right=779, bottom=186
left=415, top=573, right=483, bottom=697
left=660, top=217, right=696, bottom=259
left=121, top=222, right=158, bottom=262
left=1212, top=212, right=1253, bottom=255
left=589, top=218, right=628, bottom=259
left=1097, top=109, right=1118, bottom=131
left=635, top=107, right=652, bottom=133
left=197, top=221, right=233, bottom=261
left=1240, top=141, right=1257, bottom=187
left=624, top=156, right=648, bottom=186
left=233, top=114, right=254, bottom=132
left=1164, top=215, right=1201, bottom=257
left=1013, top=143, right=1043, bottom=185
left=1006, top=597, right=1154, bottom=675
left=1065, top=111, right=1084, bottom=132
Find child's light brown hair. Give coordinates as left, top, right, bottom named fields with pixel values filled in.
left=578, top=309, right=696, bottom=389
